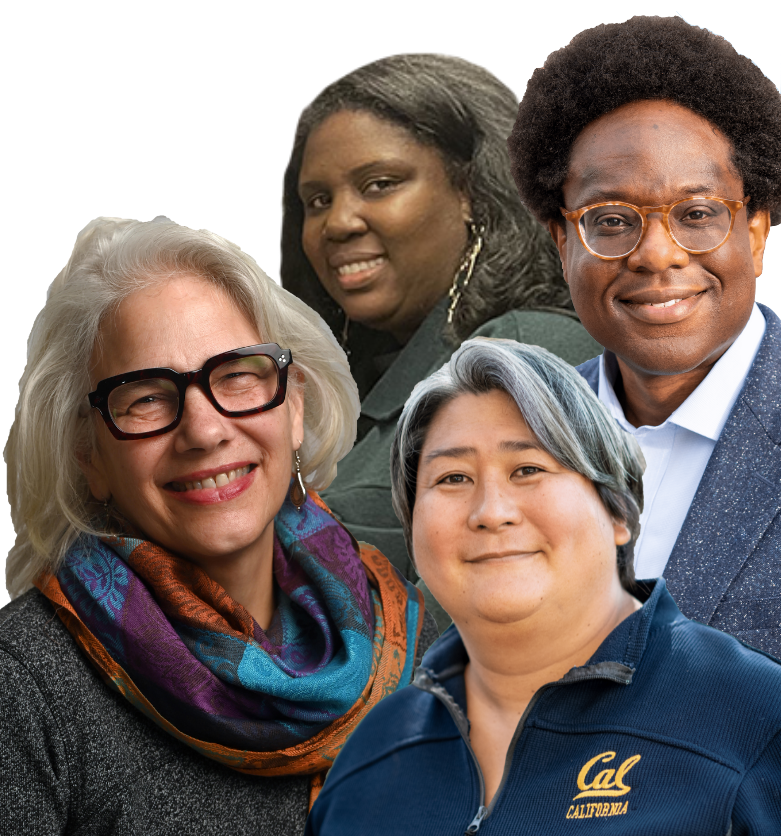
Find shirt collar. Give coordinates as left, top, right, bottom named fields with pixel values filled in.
left=598, top=303, right=766, bottom=440
left=361, top=296, right=453, bottom=421
left=419, top=579, right=680, bottom=690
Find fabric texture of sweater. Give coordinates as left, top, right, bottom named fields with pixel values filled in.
left=307, top=579, right=781, bottom=835
left=0, top=589, right=438, bottom=835
left=578, top=303, right=781, bottom=658
left=321, top=299, right=601, bottom=583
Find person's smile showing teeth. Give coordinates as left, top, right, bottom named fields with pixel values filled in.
left=299, top=109, right=470, bottom=342
left=167, top=463, right=255, bottom=493
left=551, top=99, right=769, bottom=390
left=619, top=287, right=708, bottom=324
left=328, top=252, right=388, bottom=290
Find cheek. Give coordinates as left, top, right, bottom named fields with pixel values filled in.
left=411, top=496, right=457, bottom=577
left=301, top=221, right=324, bottom=273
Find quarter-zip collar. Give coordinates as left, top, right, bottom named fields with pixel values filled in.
left=412, top=579, right=679, bottom=832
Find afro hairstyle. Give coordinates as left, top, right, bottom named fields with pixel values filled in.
left=508, top=16, right=781, bottom=226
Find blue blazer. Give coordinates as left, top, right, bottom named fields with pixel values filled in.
left=578, top=303, right=781, bottom=657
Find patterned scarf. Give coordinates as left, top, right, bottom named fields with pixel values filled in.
left=35, top=491, right=423, bottom=805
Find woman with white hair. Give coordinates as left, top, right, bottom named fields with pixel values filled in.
left=307, top=338, right=781, bottom=834
left=0, top=217, right=435, bottom=834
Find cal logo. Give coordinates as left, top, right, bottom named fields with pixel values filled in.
left=565, top=751, right=641, bottom=820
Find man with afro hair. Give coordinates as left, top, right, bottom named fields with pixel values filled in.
left=508, top=15, right=781, bottom=656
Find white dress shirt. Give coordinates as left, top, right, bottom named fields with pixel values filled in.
left=597, top=303, right=766, bottom=578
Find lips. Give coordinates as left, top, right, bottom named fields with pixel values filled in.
left=327, top=252, right=387, bottom=290
left=168, top=464, right=253, bottom=492
left=164, top=463, right=257, bottom=505
left=618, top=288, right=707, bottom=325
left=467, top=550, right=539, bottom=563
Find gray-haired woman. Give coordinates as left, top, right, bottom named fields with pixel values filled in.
left=307, top=338, right=781, bottom=835
left=0, top=217, right=435, bottom=834
left=281, top=54, right=601, bottom=583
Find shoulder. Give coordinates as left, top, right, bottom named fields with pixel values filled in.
left=0, top=589, right=76, bottom=673
left=0, top=591, right=312, bottom=834
left=321, top=681, right=455, bottom=790
left=639, top=613, right=781, bottom=754
left=470, top=309, right=602, bottom=367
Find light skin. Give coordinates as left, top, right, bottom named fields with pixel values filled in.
left=413, top=390, right=638, bottom=805
left=549, top=100, right=771, bottom=428
left=79, top=274, right=305, bottom=629
left=299, top=109, right=471, bottom=343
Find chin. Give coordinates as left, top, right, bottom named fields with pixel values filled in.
left=619, top=345, right=722, bottom=377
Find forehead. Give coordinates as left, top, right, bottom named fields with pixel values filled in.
left=92, top=274, right=261, bottom=380
left=421, top=389, right=536, bottom=452
left=299, top=109, right=444, bottom=182
left=565, top=100, right=742, bottom=206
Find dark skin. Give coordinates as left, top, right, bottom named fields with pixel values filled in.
left=549, top=100, right=771, bottom=428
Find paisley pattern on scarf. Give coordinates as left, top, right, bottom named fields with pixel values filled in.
left=36, top=491, right=423, bottom=793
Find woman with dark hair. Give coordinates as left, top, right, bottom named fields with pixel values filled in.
left=306, top=338, right=781, bottom=835
left=281, top=54, right=601, bottom=591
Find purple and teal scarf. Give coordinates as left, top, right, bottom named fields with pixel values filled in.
left=36, top=491, right=423, bottom=803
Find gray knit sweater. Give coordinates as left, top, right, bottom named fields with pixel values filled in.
left=0, top=589, right=439, bottom=834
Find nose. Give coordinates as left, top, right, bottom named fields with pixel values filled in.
left=468, top=476, right=524, bottom=532
left=172, top=384, right=236, bottom=454
left=323, top=191, right=368, bottom=241
left=626, top=214, right=690, bottom=272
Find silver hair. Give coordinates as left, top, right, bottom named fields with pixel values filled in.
left=5, top=217, right=359, bottom=597
left=390, top=338, right=645, bottom=590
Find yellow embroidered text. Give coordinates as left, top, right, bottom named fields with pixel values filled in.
left=573, top=751, right=641, bottom=799
left=566, top=801, right=629, bottom=819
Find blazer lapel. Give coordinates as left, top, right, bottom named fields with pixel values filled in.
left=664, top=304, right=781, bottom=625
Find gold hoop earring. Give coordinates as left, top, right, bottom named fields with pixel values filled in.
left=290, top=449, right=307, bottom=511
left=447, top=221, right=485, bottom=324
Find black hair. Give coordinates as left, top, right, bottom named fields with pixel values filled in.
left=508, top=16, right=781, bottom=226
left=281, top=53, right=574, bottom=361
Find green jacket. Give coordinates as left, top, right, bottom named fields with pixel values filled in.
left=321, top=301, right=601, bottom=585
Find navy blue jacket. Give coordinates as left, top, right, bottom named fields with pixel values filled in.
left=306, top=581, right=781, bottom=835
left=578, top=304, right=781, bottom=657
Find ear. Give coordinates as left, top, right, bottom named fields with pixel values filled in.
left=75, top=445, right=111, bottom=503
left=460, top=192, right=473, bottom=225
left=613, top=519, right=631, bottom=547
left=548, top=219, right=568, bottom=283
left=747, top=208, right=771, bottom=278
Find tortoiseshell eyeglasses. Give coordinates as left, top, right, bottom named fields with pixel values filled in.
left=561, top=196, right=748, bottom=260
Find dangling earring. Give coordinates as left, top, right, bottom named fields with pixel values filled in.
left=340, top=312, right=351, bottom=356
left=447, top=220, right=485, bottom=324
left=289, top=449, right=307, bottom=511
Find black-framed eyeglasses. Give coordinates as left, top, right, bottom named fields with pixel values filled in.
left=88, top=343, right=292, bottom=440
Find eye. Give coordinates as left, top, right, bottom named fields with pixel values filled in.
left=304, top=192, right=331, bottom=212
left=438, top=473, right=470, bottom=485
left=516, top=466, right=542, bottom=477
left=364, top=177, right=400, bottom=196
left=680, top=206, right=716, bottom=222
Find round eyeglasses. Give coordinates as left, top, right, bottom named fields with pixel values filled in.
left=88, top=343, right=292, bottom=440
left=560, top=196, right=748, bottom=260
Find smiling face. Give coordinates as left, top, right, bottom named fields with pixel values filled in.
left=82, top=274, right=304, bottom=580
left=412, top=390, right=630, bottom=628
left=298, top=109, right=471, bottom=343
left=551, top=99, right=770, bottom=380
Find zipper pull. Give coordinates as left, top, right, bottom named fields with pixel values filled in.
left=464, top=806, right=489, bottom=834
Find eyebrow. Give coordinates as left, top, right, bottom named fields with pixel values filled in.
left=299, top=157, right=410, bottom=194
left=572, top=183, right=723, bottom=208
left=422, top=439, right=541, bottom=464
